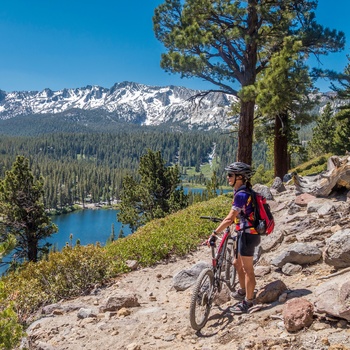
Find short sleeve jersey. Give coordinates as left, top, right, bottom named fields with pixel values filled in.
left=232, top=185, right=257, bottom=234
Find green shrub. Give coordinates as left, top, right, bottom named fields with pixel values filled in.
left=2, top=245, right=112, bottom=321
left=252, top=164, right=274, bottom=185
left=0, top=195, right=231, bottom=325
left=0, top=282, right=24, bottom=350
left=292, top=154, right=331, bottom=176
left=0, top=305, right=24, bottom=350
left=105, top=196, right=229, bottom=272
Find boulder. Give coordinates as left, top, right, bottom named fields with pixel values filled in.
left=314, top=272, right=350, bottom=321
left=271, top=177, right=286, bottom=192
left=252, top=184, right=274, bottom=200
left=283, top=298, right=314, bottom=332
left=99, top=293, right=140, bottom=312
left=260, top=229, right=284, bottom=253
left=323, top=228, right=350, bottom=268
left=271, top=243, right=322, bottom=268
left=282, top=263, right=302, bottom=275
left=77, top=308, right=98, bottom=319
left=172, top=261, right=210, bottom=291
left=255, top=280, right=287, bottom=304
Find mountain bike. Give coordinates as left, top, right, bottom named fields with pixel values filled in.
left=189, top=216, right=238, bottom=331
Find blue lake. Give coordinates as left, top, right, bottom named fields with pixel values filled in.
left=1, top=187, right=231, bottom=270
left=49, top=187, right=231, bottom=250
left=49, top=209, right=131, bottom=250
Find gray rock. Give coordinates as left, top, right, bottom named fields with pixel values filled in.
left=283, top=173, right=292, bottom=183
left=255, top=280, right=287, bottom=304
left=323, top=228, right=350, bottom=268
left=314, top=272, right=350, bottom=321
left=271, top=243, right=322, bottom=268
left=307, top=199, right=325, bottom=213
left=271, top=177, right=286, bottom=192
left=77, top=308, right=97, bottom=319
left=252, top=184, right=274, bottom=200
left=287, top=203, right=303, bottom=215
left=254, top=265, right=271, bottom=277
left=317, top=202, right=336, bottom=217
left=282, top=263, right=302, bottom=275
left=41, top=303, right=62, bottom=315
left=172, top=261, right=210, bottom=291
left=126, top=260, right=139, bottom=271
left=260, top=229, right=284, bottom=253
left=100, top=293, right=140, bottom=312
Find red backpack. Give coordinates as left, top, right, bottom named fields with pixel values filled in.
left=241, top=188, right=275, bottom=235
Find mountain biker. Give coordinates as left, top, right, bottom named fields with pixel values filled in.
left=208, top=162, right=260, bottom=314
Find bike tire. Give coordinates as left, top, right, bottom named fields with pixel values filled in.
left=224, top=241, right=237, bottom=291
left=189, top=268, right=214, bottom=331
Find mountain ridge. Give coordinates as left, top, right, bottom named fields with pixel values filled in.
left=0, top=81, right=235, bottom=130
left=0, top=82, right=344, bottom=131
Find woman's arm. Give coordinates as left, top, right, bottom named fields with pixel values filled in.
left=214, top=208, right=238, bottom=234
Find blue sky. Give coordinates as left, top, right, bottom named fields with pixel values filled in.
left=0, top=0, right=349, bottom=93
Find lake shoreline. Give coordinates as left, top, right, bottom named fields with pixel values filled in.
left=47, top=201, right=120, bottom=216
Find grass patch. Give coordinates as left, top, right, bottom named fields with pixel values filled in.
left=291, top=153, right=332, bottom=176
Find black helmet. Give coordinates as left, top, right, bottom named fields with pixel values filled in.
left=225, top=162, right=254, bottom=179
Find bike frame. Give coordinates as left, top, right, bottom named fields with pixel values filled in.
left=210, top=226, right=236, bottom=293
left=211, top=227, right=231, bottom=268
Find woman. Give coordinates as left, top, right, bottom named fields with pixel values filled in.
left=208, top=162, right=260, bottom=314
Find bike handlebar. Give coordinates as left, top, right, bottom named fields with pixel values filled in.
left=200, top=216, right=223, bottom=223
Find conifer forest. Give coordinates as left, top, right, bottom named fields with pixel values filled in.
left=0, top=125, right=268, bottom=210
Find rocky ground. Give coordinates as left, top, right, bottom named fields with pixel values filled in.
left=22, top=186, right=350, bottom=350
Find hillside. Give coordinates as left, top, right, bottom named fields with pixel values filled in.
left=20, top=178, right=350, bottom=350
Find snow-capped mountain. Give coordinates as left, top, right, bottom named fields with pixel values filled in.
left=0, top=81, right=237, bottom=129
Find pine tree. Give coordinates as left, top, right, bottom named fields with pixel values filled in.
left=327, top=57, right=350, bottom=155
left=118, top=228, right=125, bottom=240
left=256, top=37, right=316, bottom=178
left=308, top=103, right=336, bottom=156
left=153, top=0, right=344, bottom=165
left=118, top=149, right=188, bottom=231
left=0, top=156, right=58, bottom=263
left=206, top=171, right=219, bottom=199
left=106, top=223, right=117, bottom=245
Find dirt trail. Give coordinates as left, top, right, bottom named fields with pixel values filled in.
left=25, top=242, right=350, bottom=350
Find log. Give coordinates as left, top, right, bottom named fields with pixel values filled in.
left=293, top=156, right=350, bottom=197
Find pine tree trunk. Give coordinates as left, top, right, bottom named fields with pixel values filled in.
left=27, top=236, right=38, bottom=262
left=237, top=100, right=255, bottom=164
left=274, top=113, right=289, bottom=179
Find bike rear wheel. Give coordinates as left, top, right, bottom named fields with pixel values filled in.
left=224, top=241, right=237, bottom=291
left=189, top=268, right=214, bottom=330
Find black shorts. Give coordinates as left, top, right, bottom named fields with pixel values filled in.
left=237, top=230, right=261, bottom=257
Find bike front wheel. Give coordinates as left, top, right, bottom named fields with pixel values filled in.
left=189, top=268, right=214, bottom=331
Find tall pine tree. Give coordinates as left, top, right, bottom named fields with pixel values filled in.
left=256, top=37, right=316, bottom=178
left=153, top=0, right=344, bottom=165
left=0, top=156, right=58, bottom=263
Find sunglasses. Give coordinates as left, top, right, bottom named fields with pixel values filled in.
left=227, top=173, right=235, bottom=178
